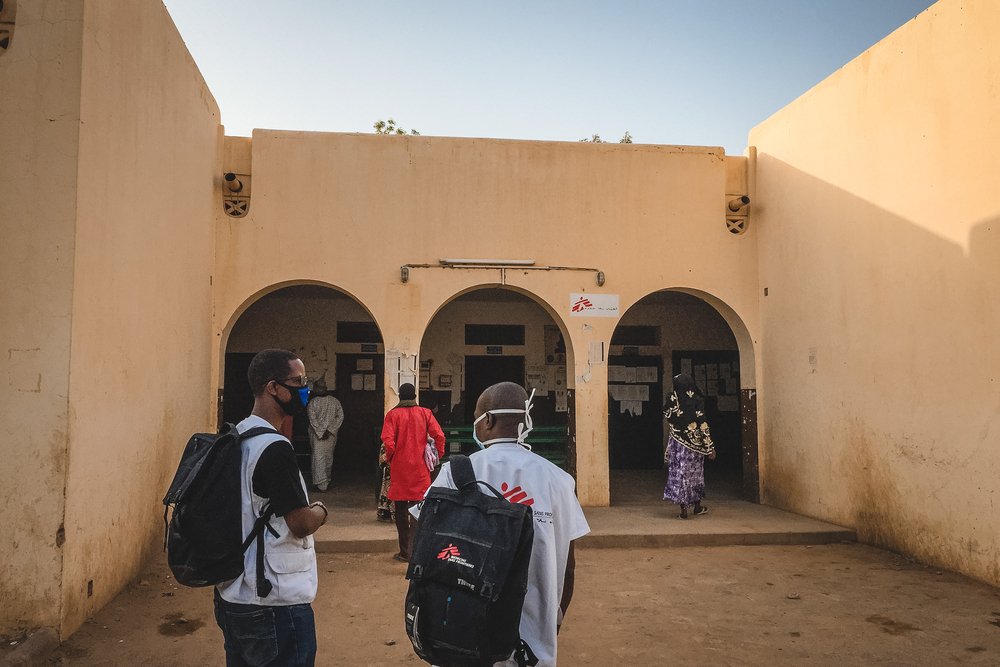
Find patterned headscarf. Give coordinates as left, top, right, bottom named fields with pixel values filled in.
left=664, top=373, right=714, bottom=455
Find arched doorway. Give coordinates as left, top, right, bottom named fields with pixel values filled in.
left=607, top=290, right=755, bottom=504
left=419, top=287, right=574, bottom=471
left=222, top=284, right=385, bottom=486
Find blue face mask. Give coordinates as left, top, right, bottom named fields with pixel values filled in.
left=472, top=389, right=536, bottom=450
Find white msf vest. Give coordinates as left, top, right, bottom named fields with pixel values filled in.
left=217, top=415, right=318, bottom=606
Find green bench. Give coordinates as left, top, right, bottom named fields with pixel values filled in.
left=439, top=425, right=569, bottom=470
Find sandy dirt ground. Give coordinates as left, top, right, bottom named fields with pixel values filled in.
left=35, top=543, right=1000, bottom=666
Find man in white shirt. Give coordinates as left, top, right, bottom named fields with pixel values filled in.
left=418, top=382, right=590, bottom=666
left=306, top=376, right=345, bottom=491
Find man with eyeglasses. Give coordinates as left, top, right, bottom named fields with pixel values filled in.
left=214, top=348, right=329, bottom=667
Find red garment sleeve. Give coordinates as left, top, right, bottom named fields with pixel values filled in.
left=427, top=411, right=446, bottom=457
left=381, top=411, right=397, bottom=463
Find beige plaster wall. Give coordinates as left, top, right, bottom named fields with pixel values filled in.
left=58, top=1, right=221, bottom=635
left=0, top=0, right=83, bottom=636
left=214, top=132, right=761, bottom=505
left=750, top=0, right=1000, bottom=584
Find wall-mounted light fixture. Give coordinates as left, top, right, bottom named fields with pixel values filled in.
left=439, top=258, right=536, bottom=267
left=401, top=260, right=604, bottom=286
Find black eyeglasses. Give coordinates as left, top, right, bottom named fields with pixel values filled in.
left=273, top=375, right=309, bottom=388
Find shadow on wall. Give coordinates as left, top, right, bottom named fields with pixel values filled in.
left=757, top=154, right=999, bottom=584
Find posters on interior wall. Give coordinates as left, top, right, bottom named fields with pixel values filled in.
left=555, top=389, right=568, bottom=412
left=526, top=367, right=548, bottom=396
left=351, top=373, right=379, bottom=391
left=544, top=325, right=566, bottom=365
left=549, top=365, right=566, bottom=391
left=419, top=360, right=432, bottom=389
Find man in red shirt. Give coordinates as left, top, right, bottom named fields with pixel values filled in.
left=381, top=383, right=445, bottom=561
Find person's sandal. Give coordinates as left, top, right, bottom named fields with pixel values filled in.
left=392, top=552, right=409, bottom=563
left=693, top=506, right=709, bottom=516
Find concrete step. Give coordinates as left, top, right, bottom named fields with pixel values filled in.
left=312, top=500, right=856, bottom=553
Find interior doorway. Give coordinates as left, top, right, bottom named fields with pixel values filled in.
left=464, top=355, right=526, bottom=422
left=222, top=284, right=384, bottom=486
left=334, top=353, right=385, bottom=476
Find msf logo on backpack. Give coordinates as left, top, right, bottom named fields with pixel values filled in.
left=436, top=543, right=474, bottom=569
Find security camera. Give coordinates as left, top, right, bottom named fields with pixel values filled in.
left=728, top=195, right=750, bottom=212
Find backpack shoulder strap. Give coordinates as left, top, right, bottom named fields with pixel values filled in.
left=448, top=454, right=506, bottom=499
left=450, top=454, right=476, bottom=489
left=238, top=426, right=284, bottom=442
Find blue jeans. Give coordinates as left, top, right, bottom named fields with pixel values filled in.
left=214, top=590, right=317, bottom=667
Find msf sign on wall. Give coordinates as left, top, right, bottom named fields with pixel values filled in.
left=569, top=293, right=620, bottom=317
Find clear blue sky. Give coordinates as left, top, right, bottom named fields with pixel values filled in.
left=162, top=0, right=936, bottom=154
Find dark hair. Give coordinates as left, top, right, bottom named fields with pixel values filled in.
left=398, top=383, right=416, bottom=400
left=248, top=349, right=299, bottom=397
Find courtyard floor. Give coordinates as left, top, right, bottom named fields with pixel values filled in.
left=44, top=542, right=1000, bottom=666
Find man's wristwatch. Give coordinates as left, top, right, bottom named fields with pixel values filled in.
left=310, top=501, right=328, bottom=523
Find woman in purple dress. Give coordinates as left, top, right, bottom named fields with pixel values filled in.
left=663, top=373, right=716, bottom=519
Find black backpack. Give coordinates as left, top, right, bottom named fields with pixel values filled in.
left=404, top=455, right=538, bottom=667
left=162, top=423, right=283, bottom=597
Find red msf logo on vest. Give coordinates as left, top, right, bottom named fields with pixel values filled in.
left=500, top=482, right=535, bottom=506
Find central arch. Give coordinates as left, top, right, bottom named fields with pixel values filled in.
left=418, top=285, right=576, bottom=473
left=607, top=288, right=758, bottom=504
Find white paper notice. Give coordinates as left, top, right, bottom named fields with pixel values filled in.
left=620, top=400, right=643, bottom=416
left=609, top=385, right=649, bottom=402
left=589, top=341, right=606, bottom=365
left=608, top=366, right=627, bottom=382
left=399, top=371, right=416, bottom=389
left=636, top=367, right=658, bottom=383
left=624, top=367, right=637, bottom=384
left=364, top=374, right=377, bottom=391
left=351, top=374, right=364, bottom=391
left=555, top=389, right=568, bottom=412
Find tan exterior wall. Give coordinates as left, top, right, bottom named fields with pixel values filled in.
left=0, top=0, right=83, bottom=636
left=750, top=0, right=1000, bottom=585
left=213, top=132, right=761, bottom=506
left=57, top=1, right=221, bottom=636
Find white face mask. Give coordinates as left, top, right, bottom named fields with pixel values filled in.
left=472, top=388, right=536, bottom=450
